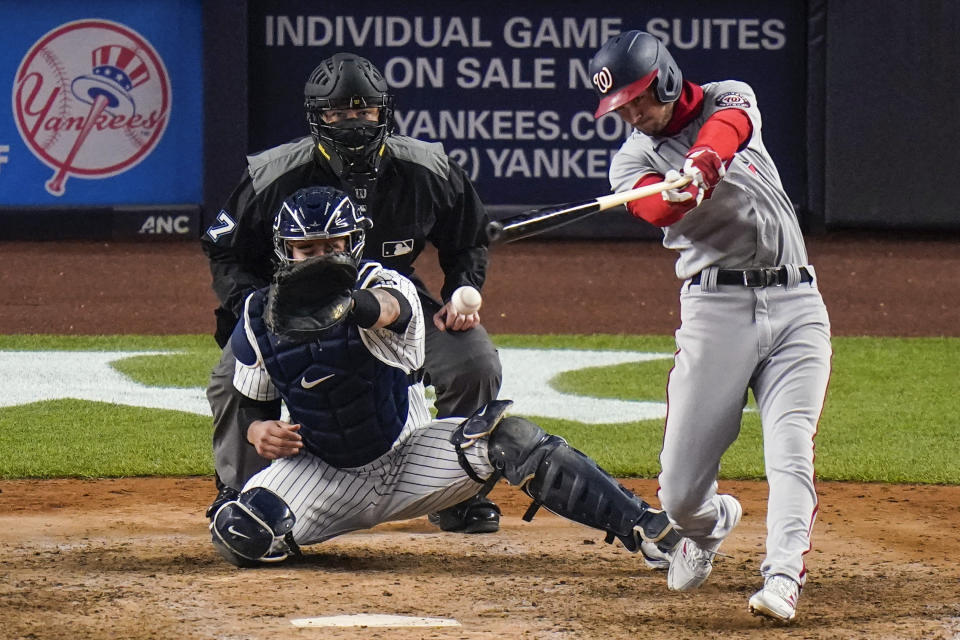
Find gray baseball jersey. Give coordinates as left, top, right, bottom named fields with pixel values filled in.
left=608, top=80, right=831, bottom=587
left=610, top=81, right=808, bottom=280
left=232, top=264, right=492, bottom=546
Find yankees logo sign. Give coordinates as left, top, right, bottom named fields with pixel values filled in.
left=12, top=19, right=171, bottom=196
left=592, top=66, right=614, bottom=94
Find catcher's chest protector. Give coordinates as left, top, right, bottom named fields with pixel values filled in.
left=248, top=291, right=409, bottom=467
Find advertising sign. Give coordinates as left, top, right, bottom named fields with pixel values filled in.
left=0, top=1, right=203, bottom=206
left=247, top=1, right=807, bottom=215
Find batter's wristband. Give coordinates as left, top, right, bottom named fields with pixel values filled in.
left=349, top=289, right=381, bottom=328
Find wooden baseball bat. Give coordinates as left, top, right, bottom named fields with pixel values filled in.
left=485, top=174, right=692, bottom=244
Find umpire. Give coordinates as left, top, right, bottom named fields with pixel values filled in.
left=201, top=52, right=503, bottom=534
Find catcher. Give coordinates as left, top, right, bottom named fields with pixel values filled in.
left=210, top=185, right=680, bottom=569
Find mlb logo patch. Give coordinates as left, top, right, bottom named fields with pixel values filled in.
left=382, top=239, right=414, bottom=257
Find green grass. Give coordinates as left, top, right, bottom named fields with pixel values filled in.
left=113, top=351, right=221, bottom=388
left=0, top=334, right=957, bottom=483
left=0, top=400, right=211, bottom=477
left=813, top=337, right=959, bottom=483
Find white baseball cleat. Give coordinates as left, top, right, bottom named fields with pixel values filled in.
left=639, top=540, right=671, bottom=570
left=667, top=538, right=714, bottom=590
left=748, top=574, right=800, bottom=622
left=666, top=494, right=742, bottom=591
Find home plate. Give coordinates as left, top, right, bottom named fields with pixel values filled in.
left=290, top=614, right=461, bottom=628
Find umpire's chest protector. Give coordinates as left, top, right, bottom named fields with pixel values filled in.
left=247, top=292, right=410, bottom=468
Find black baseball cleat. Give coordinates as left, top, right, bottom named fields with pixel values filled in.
left=428, top=495, right=501, bottom=533
left=205, top=486, right=240, bottom=520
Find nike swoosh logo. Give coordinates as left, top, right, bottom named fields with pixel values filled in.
left=227, top=525, right=250, bottom=540
left=301, top=373, right=335, bottom=389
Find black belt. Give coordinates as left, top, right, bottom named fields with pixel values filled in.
left=690, top=266, right=813, bottom=287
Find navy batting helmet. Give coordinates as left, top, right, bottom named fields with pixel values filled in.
left=304, top=53, right=396, bottom=176
left=589, top=31, right=682, bottom=119
left=273, top=186, right=373, bottom=266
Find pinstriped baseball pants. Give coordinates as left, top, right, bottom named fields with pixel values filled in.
left=242, top=417, right=494, bottom=546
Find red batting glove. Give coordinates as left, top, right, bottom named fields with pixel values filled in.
left=682, top=146, right=726, bottom=191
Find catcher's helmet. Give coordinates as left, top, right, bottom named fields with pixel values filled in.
left=304, top=53, right=395, bottom=177
left=589, top=31, right=682, bottom=119
left=273, top=186, right=373, bottom=266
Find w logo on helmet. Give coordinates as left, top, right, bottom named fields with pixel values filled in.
left=593, top=67, right=614, bottom=94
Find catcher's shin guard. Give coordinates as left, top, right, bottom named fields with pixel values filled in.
left=210, top=487, right=300, bottom=567
left=453, top=403, right=679, bottom=554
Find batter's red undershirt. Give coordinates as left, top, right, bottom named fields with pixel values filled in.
left=627, top=81, right=753, bottom=227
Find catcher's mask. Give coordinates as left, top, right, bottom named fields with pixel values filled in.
left=305, top=53, right=395, bottom=177
left=273, top=186, right=373, bottom=266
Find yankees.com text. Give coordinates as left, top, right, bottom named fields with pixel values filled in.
left=394, top=108, right=629, bottom=181
left=395, top=109, right=629, bottom=142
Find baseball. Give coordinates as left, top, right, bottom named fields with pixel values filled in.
left=451, top=286, right=482, bottom=315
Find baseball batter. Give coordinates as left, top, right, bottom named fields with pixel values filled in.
left=209, top=186, right=681, bottom=568
left=589, top=31, right=832, bottom=622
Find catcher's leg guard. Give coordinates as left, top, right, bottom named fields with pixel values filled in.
left=210, top=487, right=300, bottom=567
left=453, top=405, right=679, bottom=554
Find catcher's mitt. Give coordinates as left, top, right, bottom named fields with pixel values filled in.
left=264, top=253, right=358, bottom=341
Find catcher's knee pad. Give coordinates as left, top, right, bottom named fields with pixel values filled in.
left=210, top=487, right=298, bottom=567
left=451, top=399, right=515, bottom=483
left=488, top=416, right=680, bottom=554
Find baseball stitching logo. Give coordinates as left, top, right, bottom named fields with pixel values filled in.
left=12, top=19, right=171, bottom=196
left=592, top=66, right=614, bottom=94
left=715, top=92, right=751, bottom=109
left=382, top=239, right=414, bottom=257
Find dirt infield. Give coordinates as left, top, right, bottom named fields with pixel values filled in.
left=1, top=232, right=959, bottom=639
left=2, top=231, right=959, bottom=337
left=2, top=478, right=959, bottom=640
